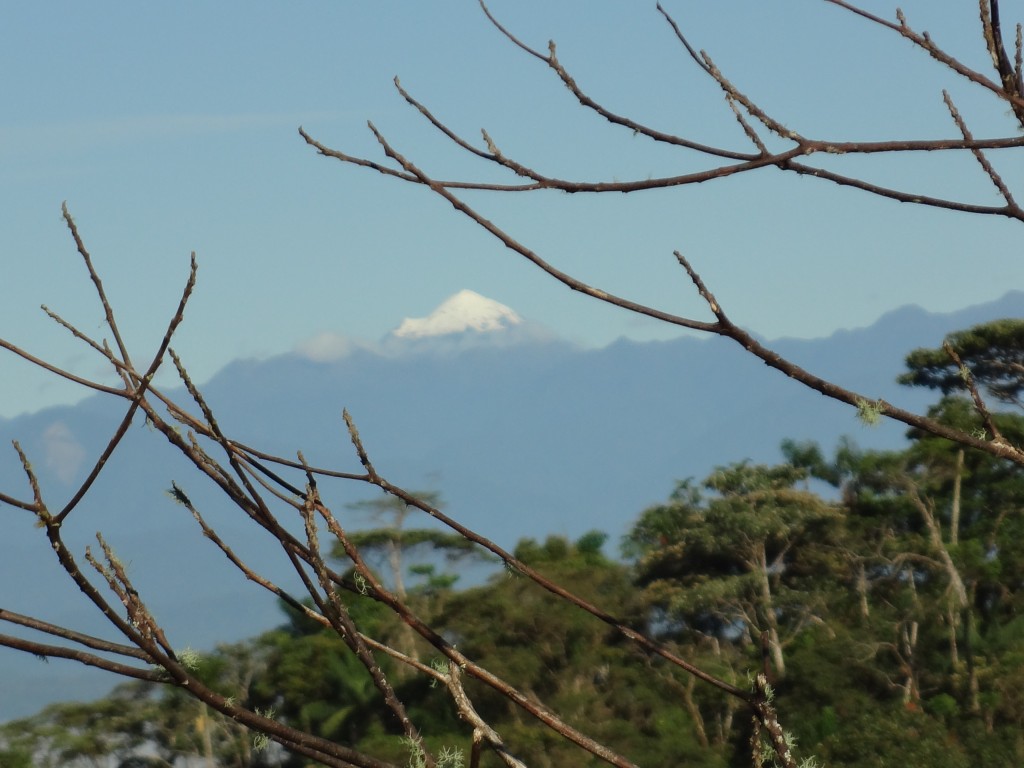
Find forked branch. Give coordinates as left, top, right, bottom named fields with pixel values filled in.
left=300, top=0, right=1024, bottom=469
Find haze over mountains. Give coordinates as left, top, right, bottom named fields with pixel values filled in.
left=1, top=289, right=1022, bottom=721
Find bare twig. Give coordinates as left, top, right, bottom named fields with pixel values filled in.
left=825, top=0, right=1024, bottom=122
left=61, top=203, right=134, bottom=375
left=942, top=340, right=1005, bottom=444
left=5, top=4, right=1024, bottom=767
left=943, top=90, right=1019, bottom=211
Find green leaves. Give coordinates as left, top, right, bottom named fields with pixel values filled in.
left=900, top=318, right=1024, bottom=406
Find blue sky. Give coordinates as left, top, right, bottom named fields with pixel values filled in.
left=2, top=1, right=1022, bottom=418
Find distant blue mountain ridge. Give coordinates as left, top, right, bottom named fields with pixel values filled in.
left=0, top=290, right=1021, bottom=721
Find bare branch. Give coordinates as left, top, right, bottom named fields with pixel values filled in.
left=61, top=203, right=135, bottom=373
left=6, top=5, right=1024, bottom=767
left=446, top=661, right=528, bottom=768
left=0, top=633, right=164, bottom=683
left=942, top=340, right=1005, bottom=444
left=825, top=0, right=1024, bottom=122
left=315, top=471, right=647, bottom=767
left=943, top=90, right=1019, bottom=211
left=363, top=121, right=721, bottom=333
left=301, top=487, right=433, bottom=766
left=983, top=0, right=1024, bottom=121
left=55, top=254, right=196, bottom=524
left=321, top=120, right=1024, bottom=467
left=0, top=335, right=124, bottom=398
left=0, top=608, right=151, bottom=662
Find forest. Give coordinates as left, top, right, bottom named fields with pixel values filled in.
left=2, top=320, right=1023, bottom=767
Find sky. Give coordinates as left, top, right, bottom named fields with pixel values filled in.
left=2, top=0, right=1023, bottom=418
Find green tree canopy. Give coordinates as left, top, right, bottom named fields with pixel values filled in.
left=899, top=318, right=1024, bottom=407
left=625, top=461, right=840, bottom=678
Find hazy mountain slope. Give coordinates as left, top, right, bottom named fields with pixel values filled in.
left=0, top=290, right=1020, bottom=720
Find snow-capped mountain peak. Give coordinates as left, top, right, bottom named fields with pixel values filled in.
left=393, top=290, right=522, bottom=339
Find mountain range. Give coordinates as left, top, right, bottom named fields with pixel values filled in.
left=1, top=289, right=1022, bottom=721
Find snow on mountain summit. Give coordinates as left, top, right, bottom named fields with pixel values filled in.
left=393, top=290, right=522, bottom=339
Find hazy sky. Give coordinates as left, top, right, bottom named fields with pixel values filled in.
left=2, top=1, right=1022, bottom=418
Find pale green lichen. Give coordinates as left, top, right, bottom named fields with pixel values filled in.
left=354, top=573, right=369, bottom=595
left=438, top=746, right=465, bottom=768
left=855, top=398, right=885, bottom=426
left=402, top=737, right=464, bottom=768
left=252, top=707, right=276, bottom=752
left=176, top=647, right=202, bottom=671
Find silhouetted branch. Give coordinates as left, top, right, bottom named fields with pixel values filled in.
left=300, top=1, right=1024, bottom=473
left=5, top=3, right=1024, bottom=767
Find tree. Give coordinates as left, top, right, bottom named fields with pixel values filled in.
left=626, top=462, right=839, bottom=679
left=3, top=2, right=1024, bottom=767
left=777, top=381, right=1024, bottom=758
left=0, top=687, right=155, bottom=768
left=900, top=319, right=1024, bottom=409
left=899, top=330, right=1024, bottom=723
left=342, top=492, right=488, bottom=603
left=340, top=492, right=491, bottom=670
left=627, top=425, right=1024, bottom=765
